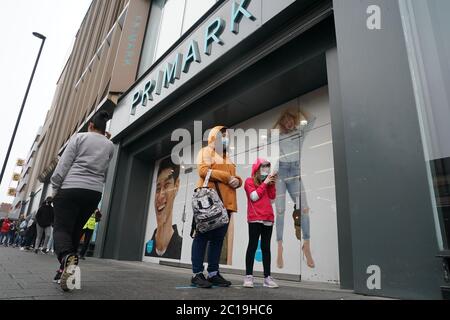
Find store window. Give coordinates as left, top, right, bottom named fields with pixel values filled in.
left=400, top=0, right=450, bottom=250
left=142, top=86, right=340, bottom=283
left=138, top=0, right=217, bottom=76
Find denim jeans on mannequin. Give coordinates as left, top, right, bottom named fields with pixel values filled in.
left=275, top=161, right=310, bottom=242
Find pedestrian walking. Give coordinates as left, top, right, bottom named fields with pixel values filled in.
left=51, top=111, right=114, bottom=291
left=34, top=197, right=54, bottom=254
left=79, top=209, right=100, bottom=259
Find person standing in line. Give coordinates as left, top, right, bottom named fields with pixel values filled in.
left=34, top=197, right=54, bottom=254
left=243, top=158, right=279, bottom=288
left=21, top=217, right=37, bottom=250
left=14, top=219, right=28, bottom=248
left=191, top=126, right=242, bottom=288
left=0, top=218, right=11, bottom=246
left=46, top=228, right=55, bottom=255
left=7, top=220, right=18, bottom=246
left=51, top=111, right=114, bottom=291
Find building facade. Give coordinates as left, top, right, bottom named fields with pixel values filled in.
left=20, top=0, right=450, bottom=299
left=0, top=203, right=12, bottom=219
left=10, top=128, right=42, bottom=219
left=25, top=0, right=150, bottom=213
left=91, top=0, right=450, bottom=300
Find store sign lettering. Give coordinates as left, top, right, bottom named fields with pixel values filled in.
left=130, top=0, right=256, bottom=115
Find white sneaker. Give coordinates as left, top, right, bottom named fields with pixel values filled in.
left=263, top=276, right=279, bottom=288
left=20, top=247, right=24, bottom=251
left=243, top=275, right=254, bottom=288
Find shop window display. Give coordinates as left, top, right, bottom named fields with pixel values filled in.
left=143, top=86, right=339, bottom=283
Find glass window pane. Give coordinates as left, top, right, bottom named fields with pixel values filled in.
left=182, top=0, right=216, bottom=34
left=138, top=0, right=166, bottom=76
left=153, top=0, right=186, bottom=62
left=400, top=0, right=450, bottom=249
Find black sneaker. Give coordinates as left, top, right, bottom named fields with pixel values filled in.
left=208, top=273, right=232, bottom=287
left=60, top=254, right=79, bottom=292
left=191, top=273, right=213, bottom=288
left=53, top=269, right=63, bottom=284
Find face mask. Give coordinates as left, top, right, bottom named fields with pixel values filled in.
left=260, top=167, right=270, bottom=180
left=222, top=137, right=230, bottom=150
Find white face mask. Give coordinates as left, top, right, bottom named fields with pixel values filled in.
left=260, top=167, right=270, bottom=179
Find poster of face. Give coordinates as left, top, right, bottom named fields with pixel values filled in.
left=143, top=157, right=184, bottom=260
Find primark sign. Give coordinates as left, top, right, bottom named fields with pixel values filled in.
left=111, top=0, right=293, bottom=137
left=130, top=0, right=257, bottom=116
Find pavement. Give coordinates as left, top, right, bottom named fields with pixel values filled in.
left=0, top=246, right=385, bottom=300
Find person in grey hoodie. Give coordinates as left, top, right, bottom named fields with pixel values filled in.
left=51, top=111, right=114, bottom=291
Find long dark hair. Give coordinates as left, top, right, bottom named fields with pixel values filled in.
left=92, top=111, right=110, bottom=134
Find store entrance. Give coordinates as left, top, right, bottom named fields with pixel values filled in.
left=107, top=15, right=341, bottom=284
left=141, top=50, right=339, bottom=284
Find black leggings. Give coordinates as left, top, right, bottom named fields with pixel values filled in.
left=53, top=189, right=101, bottom=264
left=246, top=223, right=273, bottom=278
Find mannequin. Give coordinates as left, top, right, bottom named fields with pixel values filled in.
left=273, top=106, right=316, bottom=269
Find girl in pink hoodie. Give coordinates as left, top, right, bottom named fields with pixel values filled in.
left=243, top=158, right=279, bottom=288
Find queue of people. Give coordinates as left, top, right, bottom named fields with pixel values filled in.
left=1, top=199, right=101, bottom=258
left=3, top=110, right=310, bottom=293
left=0, top=201, right=54, bottom=252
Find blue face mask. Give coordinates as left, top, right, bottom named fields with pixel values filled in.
left=222, top=137, right=230, bottom=150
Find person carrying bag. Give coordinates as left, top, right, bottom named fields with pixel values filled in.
left=190, top=125, right=242, bottom=289
left=191, top=169, right=229, bottom=236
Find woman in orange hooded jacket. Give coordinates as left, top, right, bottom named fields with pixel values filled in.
left=191, top=126, right=242, bottom=288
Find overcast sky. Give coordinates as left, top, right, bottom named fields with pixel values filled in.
left=0, top=0, right=92, bottom=204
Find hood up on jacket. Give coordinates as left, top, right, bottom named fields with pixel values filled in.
left=207, top=126, right=227, bottom=146
left=251, top=158, right=271, bottom=177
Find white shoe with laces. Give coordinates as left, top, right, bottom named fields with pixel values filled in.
left=243, top=275, right=254, bottom=288
left=263, top=276, right=279, bottom=288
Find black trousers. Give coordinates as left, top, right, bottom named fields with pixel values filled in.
left=79, top=228, right=94, bottom=257
left=53, top=189, right=101, bottom=263
left=246, top=223, right=273, bottom=278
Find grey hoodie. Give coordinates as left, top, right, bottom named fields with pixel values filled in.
left=51, top=132, right=114, bottom=195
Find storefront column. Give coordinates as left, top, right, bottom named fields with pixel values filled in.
left=333, top=0, right=442, bottom=298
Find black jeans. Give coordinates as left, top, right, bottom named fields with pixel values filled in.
left=191, top=223, right=229, bottom=274
left=53, top=189, right=101, bottom=263
left=191, top=212, right=232, bottom=274
left=246, top=223, right=273, bottom=278
left=79, top=228, right=94, bottom=257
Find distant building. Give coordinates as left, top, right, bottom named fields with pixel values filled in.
left=0, top=202, right=12, bottom=219
left=9, top=128, right=42, bottom=220
left=26, top=0, right=138, bottom=218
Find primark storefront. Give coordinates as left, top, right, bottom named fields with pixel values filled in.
left=95, top=0, right=450, bottom=299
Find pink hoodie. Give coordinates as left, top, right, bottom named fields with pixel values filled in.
left=244, top=158, right=276, bottom=223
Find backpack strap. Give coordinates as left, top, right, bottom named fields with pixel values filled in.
left=203, top=169, right=213, bottom=188
left=214, top=181, right=224, bottom=202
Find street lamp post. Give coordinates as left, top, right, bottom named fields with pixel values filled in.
left=0, top=32, right=46, bottom=187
